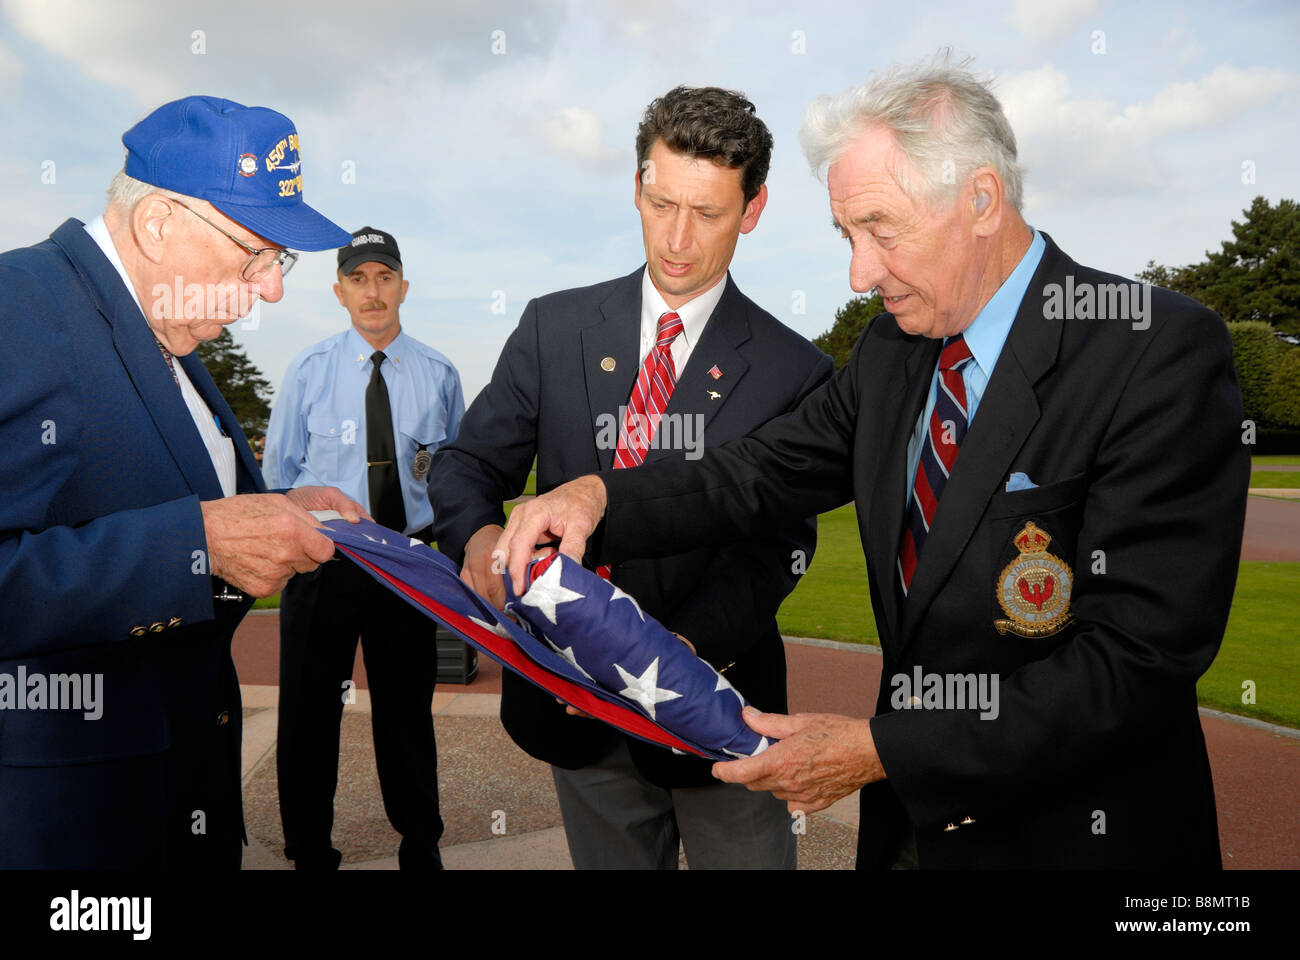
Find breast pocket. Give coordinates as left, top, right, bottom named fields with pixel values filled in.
left=306, top=413, right=358, bottom=479
left=986, top=472, right=1088, bottom=520
left=398, top=415, right=448, bottom=481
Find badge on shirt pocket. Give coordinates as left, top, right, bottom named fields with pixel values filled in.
left=412, top=445, right=431, bottom=481
left=993, top=521, right=1075, bottom=638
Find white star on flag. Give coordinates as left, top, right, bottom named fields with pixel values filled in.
left=545, top=638, right=594, bottom=680
left=521, top=559, right=584, bottom=624
left=608, top=583, right=645, bottom=621
left=467, top=615, right=511, bottom=639
left=613, top=657, right=681, bottom=720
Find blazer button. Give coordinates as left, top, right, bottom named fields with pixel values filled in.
left=167, top=616, right=183, bottom=629
left=129, top=625, right=147, bottom=637
left=216, top=710, right=230, bottom=727
left=943, top=822, right=959, bottom=832
left=149, top=621, right=165, bottom=633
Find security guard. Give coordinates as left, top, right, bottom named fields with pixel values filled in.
left=263, top=227, right=465, bottom=869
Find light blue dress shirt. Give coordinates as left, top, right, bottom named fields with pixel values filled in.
left=905, top=228, right=1046, bottom=503
left=264, top=326, right=465, bottom=535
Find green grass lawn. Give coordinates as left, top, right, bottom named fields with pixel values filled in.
left=1252, top=455, right=1300, bottom=467
left=1250, top=471, right=1300, bottom=488
left=1198, top=562, right=1300, bottom=728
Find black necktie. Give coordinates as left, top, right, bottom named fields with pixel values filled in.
left=366, top=350, right=407, bottom=532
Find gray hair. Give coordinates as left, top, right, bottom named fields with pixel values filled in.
left=105, top=169, right=192, bottom=211
left=798, top=53, right=1024, bottom=214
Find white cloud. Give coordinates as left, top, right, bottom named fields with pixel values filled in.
left=539, top=106, right=622, bottom=169
left=998, top=62, right=1300, bottom=202
left=1005, top=0, right=1098, bottom=45
left=1, top=0, right=566, bottom=106
left=1111, top=63, right=1300, bottom=139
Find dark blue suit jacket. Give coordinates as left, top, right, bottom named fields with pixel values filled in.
left=430, top=268, right=832, bottom=788
left=0, top=219, right=262, bottom=867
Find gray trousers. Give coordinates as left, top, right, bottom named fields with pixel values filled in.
left=551, top=739, right=797, bottom=869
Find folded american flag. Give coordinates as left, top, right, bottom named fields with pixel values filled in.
left=314, top=515, right=770, bottom=762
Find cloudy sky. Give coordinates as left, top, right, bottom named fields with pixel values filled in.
left=1, top=0, right=1296, bottom=403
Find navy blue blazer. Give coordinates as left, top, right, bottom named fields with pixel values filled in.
left=430, top=268, right=833, bottom=788
left=599, top=235, right=1250, bottom=867
left=0, top=219, right=263, bottom=867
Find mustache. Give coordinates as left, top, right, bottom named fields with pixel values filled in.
left=360, top=301, right=388, bottom=312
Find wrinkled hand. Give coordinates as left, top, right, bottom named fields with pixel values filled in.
left=461, top=523, right=507, bottom=611
left=200, top=493, right=338, bottom=598
left=712, top=707, right=886, bottom=814
left=495, top=475, right=607, bottom=592
left=283, top=485, right=369, bottom=523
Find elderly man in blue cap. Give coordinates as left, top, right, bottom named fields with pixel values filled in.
left=0, top=96, right=363, bottom=868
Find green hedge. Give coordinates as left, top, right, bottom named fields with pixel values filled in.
left=1264, top=346, right=1300, bottom=429
left=1228, top=321, right=1283, bottom=423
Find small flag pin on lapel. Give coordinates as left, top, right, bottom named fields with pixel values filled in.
left=708, top=364, right=722, bottom=379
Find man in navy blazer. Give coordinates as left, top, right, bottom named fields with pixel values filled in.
left=430, top=87, right=832, bottom=869
left=0, top=96, right=363, bottom=868
left=496, top=61, right=1250, bottom=869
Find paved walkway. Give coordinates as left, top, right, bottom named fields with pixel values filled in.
left=1243, top=494, right=1300, bottom=558
left=233, top=614, right=1299, bottom=870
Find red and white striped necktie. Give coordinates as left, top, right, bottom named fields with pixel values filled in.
left=614, top=311, right=684, bottom=469
left=597, top=311, right=684, bottom=579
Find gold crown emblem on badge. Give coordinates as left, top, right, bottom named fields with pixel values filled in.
left=994, top=521, right=1075, bottom=639
left=1014, top=521, right=1052, bottom=554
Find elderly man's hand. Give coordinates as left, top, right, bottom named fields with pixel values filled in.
left=494, top=474, right=607, bottom=591
left=712, top=706, right=886, bottom=814
left=200, top=493, right=339, bottom=598
left=283, top=485, right=369, bottom=523
left=461, top=523, right=508, bottom=611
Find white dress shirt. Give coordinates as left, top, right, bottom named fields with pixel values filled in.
left=638, top=266, right=727, bottom=375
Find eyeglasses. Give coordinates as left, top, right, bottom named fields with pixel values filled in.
left=171, top=198, right=299, bottom=280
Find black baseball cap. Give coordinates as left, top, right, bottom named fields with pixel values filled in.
left=338, top=226, right=402, bottom=275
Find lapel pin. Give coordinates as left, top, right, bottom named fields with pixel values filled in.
left=707, top=389, right=721, bottom=400
left=708, top=364, right=722, bottom=379
left=601, top=357, right=616, bottom=372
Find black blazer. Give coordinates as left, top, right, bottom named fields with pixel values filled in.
left=0, top=221, right=261, bottom=867
left=598, top=234, right=1250, bottom=867
left=430, top=268, right=832, bottom=787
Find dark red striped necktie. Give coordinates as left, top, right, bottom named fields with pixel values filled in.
left=897, top=334, right=974, bottom=595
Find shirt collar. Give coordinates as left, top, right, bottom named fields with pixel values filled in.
left=640, top=266, right=727, bottom=350
left=959, top=227, right=1046, bottom=378
left=83, top=215, right=147, bottom=320
left=348, top=325, right=407, bottom=370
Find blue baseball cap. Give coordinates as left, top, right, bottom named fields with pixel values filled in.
left=122, top=95, right=351, bottom=251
